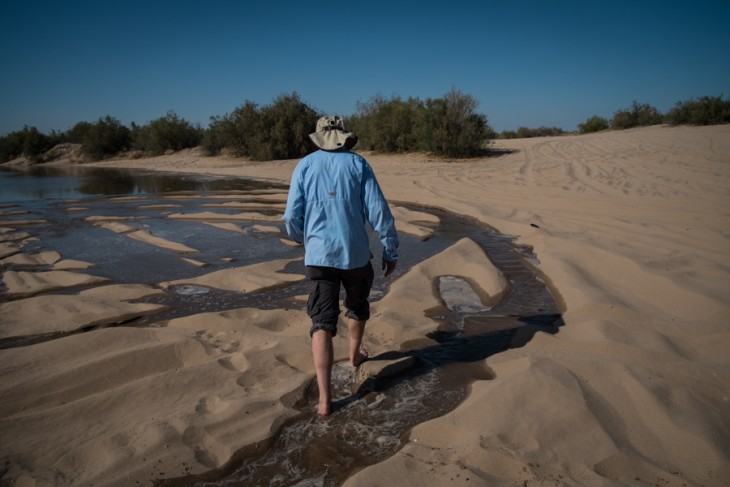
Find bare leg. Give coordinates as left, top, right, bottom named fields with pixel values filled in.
left=311, top=329, right=333, bottom=416
left=347, top=318, right=368, bottom=367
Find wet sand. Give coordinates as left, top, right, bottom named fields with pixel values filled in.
left=1, top=124, right=729, bottom=486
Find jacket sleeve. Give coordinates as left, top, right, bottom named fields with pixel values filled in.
left=282, top=165, right=305, bottom=244
left=361, top=162, right=399, bottom=261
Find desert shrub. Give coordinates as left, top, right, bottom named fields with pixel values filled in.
left=535, top=126, right=566, bottom=137
left=611, top=101, right=663, bottom=129
left=203, top=101, right=258, bottom=157
left=201, top=115, right=231, bottom=155
left=0, top=126, right=55, bottom=163
left=344, top=111, right=366, bottom=149
left=409, top=97, right=441, bottom=152
left=349, top=95, right=421, bottom=153
left=253, top=93, right=319, bottom=160
left=351, top=88, right=490, bottom=157
left=131, top=111, right=202, bottom=155
left=664, top=95, right=730, bottom=125
left=203, top=93, right=317, bottom=160
left=65, top=121, right=94, bottom=143
left=0, top=130, right=26, bottom=162
left=426, top=88, right=490, bottom=157
left=350, top=95, right=407, bottom=152
left=129, top=122, right=145, bottom=150
left=578, top=115, right=610, bottom=134
left=21, top=126, right=53, bottom=162
left=81, top=116, right=131, bottom=160
left=610, top=109, right=633, bottom=129
left=499, top=126, right=566, bottom=139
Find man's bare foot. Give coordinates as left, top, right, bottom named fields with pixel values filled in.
left=317, top=401, right=331, bottom=416
left=351, top=348, right=369, bottom=367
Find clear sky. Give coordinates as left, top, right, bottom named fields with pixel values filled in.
left=1, top=0, right=728, bottom=136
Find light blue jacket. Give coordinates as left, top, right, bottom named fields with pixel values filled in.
left=283, top=150, right=399, bottom=269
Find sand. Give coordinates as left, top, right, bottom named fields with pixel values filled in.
left=160, top=258, right=306, bottom=293
left=1, top=125, right=729, bottom=486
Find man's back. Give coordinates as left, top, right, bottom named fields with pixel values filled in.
left=283, top=149, right=398, bottom=270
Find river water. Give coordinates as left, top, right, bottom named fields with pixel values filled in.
left=0, top=165, right=563, bottom=486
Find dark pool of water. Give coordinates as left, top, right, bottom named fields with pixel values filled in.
left=0, top=165, right=285, bottom=203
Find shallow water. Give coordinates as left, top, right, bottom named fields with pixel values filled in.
left=162, top=209, right=562, bottom=487
left=0, top=165, right=562, bottom=485
left=0, top=165, right=281, bottom=202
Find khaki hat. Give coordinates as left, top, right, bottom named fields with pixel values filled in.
left=309, top=115, right=358, bottom=151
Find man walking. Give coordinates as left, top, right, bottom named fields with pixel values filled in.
left=283, top=115, right=399, bottom=416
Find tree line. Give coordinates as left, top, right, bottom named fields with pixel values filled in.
left=1, top=91, right=728, bottom=164
left=576, top=96, right=730, bottom=134
left=0, top=89, right=491, bottom=163
left=501, top=95, right=730, bottom=138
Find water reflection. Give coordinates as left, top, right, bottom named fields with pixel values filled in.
left=0, top=166, right=287, bottom=203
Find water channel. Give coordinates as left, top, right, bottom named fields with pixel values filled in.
left=0, top=165, right=563, bottom=486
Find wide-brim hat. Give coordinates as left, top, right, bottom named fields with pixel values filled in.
left=309, top=115, right=358, bottom=151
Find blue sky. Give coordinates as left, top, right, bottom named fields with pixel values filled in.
left=1, top=0, right=728, bottom=135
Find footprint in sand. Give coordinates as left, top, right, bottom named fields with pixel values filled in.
left=236, top=371, right=270, bottom=393
left=196, top=331, right=241, bottom=356
left=234, top=357, right=299, bottom=393
left=182, top=426, right=230, bottom=469
left=195, top=395, right=230, bottom=415
left=218, top=351, right=248, bottom=372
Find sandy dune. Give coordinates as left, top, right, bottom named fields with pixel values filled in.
left=2, top=269, right=110, bottom=295
left=1, top=125, right=729, bottom=486
left=0, top=284, right=166, bottom=338
left=160, top=258, right=305, bottom=293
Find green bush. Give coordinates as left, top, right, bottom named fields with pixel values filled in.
left=349, top=95, right=421, bottom=153
left=200, top=115, right=230, bottom=156
left=577, top=115, right=610, bottom=134
left=202, top=101, right=258, bottom=157
left=22, top=126, right=53, bottom=162
left=131, top=111, right=202, bottom=155
left=350, top=88, right=491, bottom=157
left=0, top=130, right=25, bottom=163
left=664, top=95, right=730, bottom=125
left=65, top=121, right=93, bottom=143
left=202, top=93, right=318, bottom=160
left=611, top=101, right=663, bottom=129
left=13, top=92, right=729, bottom=166
left=81, top=116, right=131, bottom=161
left=427, top=88, right=491, bottom=157
left=410, top=97, right=441, bottom=152
left=254, top=93, right=319, bottom=160
left=0, top=126, right=56, bottom=163
left=502, top=126, right=567, bottom=138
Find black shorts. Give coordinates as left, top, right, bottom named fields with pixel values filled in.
left=305, top=262, right=375, bottom=337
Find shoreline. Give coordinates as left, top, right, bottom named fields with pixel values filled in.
left=2, top=124, right=729, bottom=486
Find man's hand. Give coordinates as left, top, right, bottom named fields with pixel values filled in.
left=382, top=258, right=396, bottom=277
